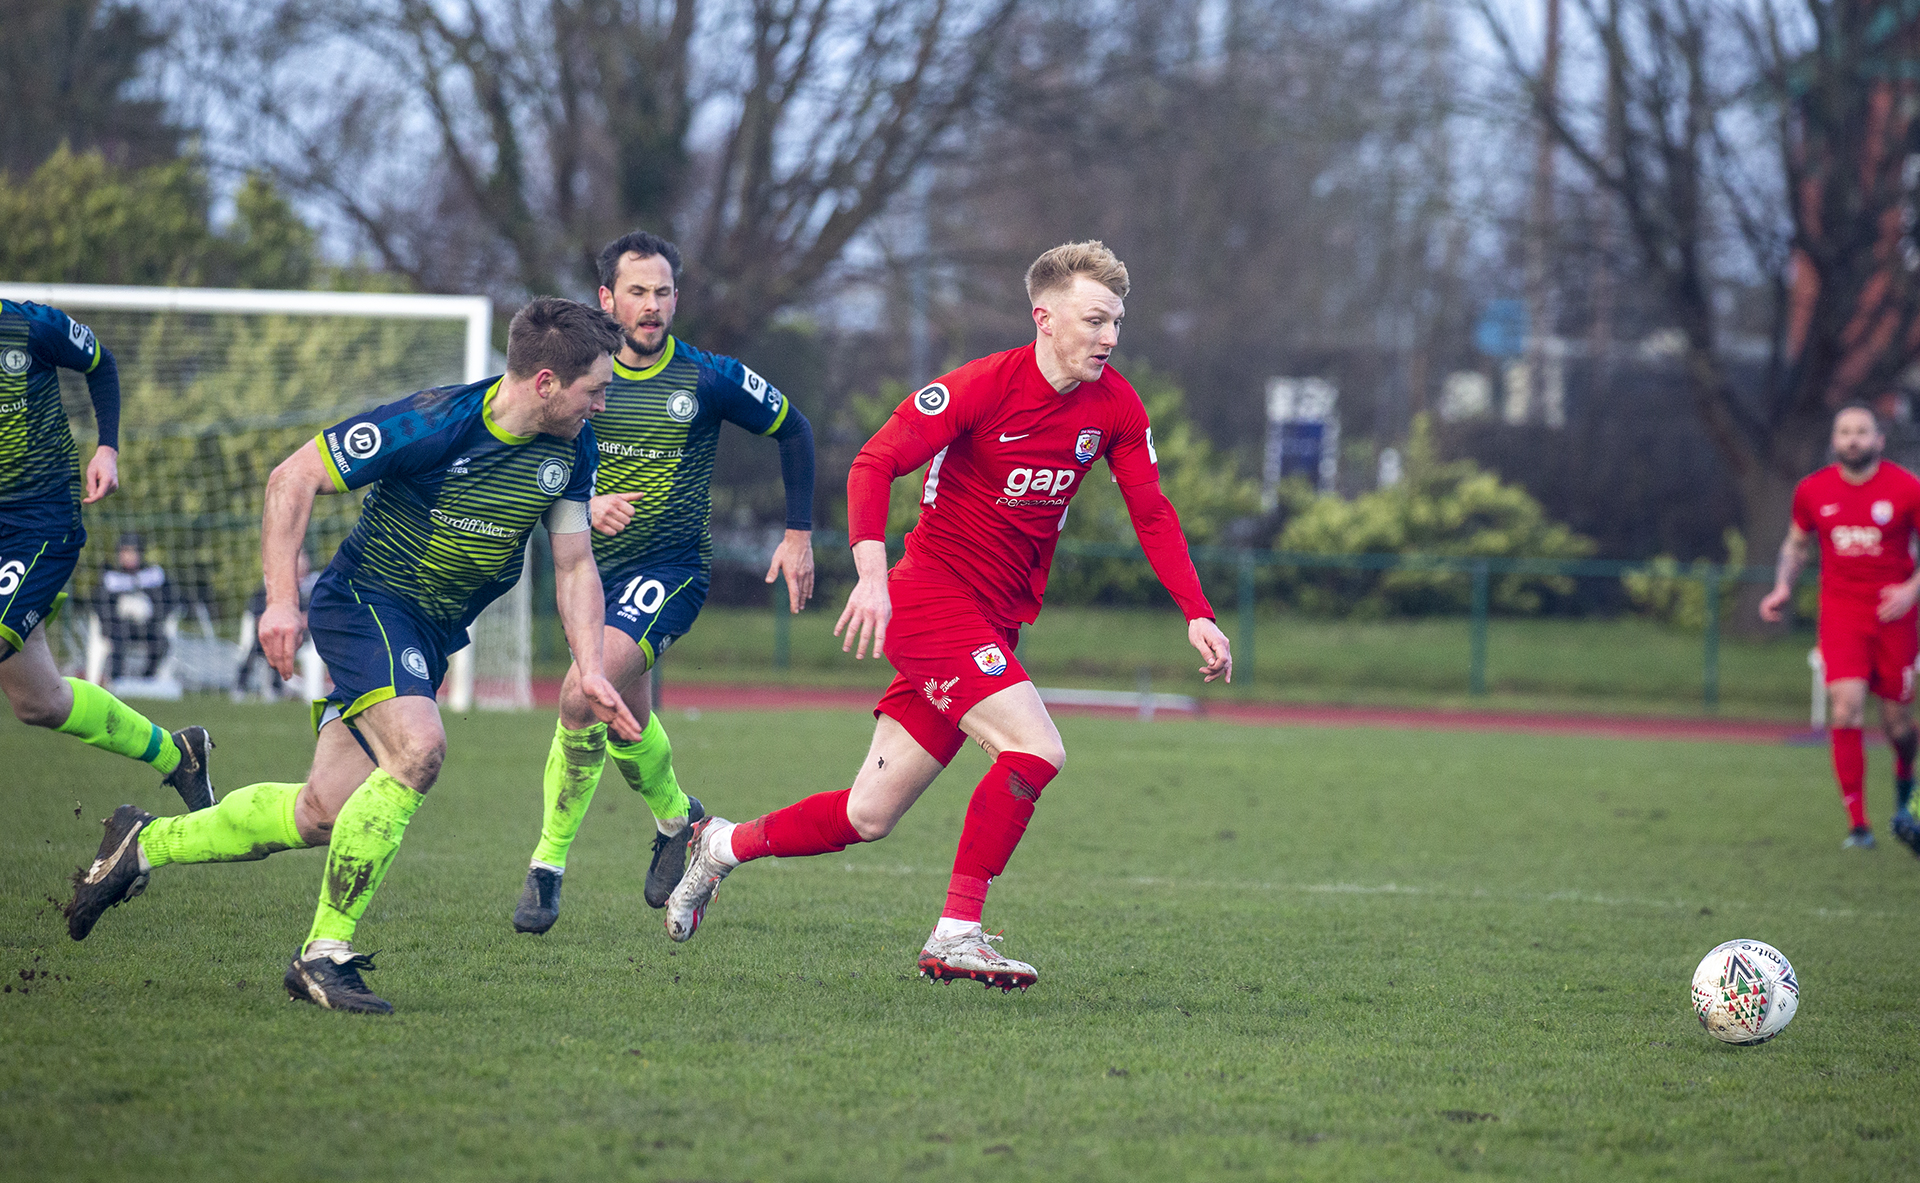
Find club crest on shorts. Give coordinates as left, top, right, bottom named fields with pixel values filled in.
left=537, top=457, right=570, bottom=494
left=401, top=647, right=430, bottom=680
left=1873, top=499, right=1894, bottom=525
left=1074, top=427, right=1101, bottom=465
left=971, top=643, right=1008, bottom=676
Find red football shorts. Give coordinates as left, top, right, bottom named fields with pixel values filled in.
left=874, top=575, right=1029, bottom=765
left=1819, top=597, right=1920, bottom=702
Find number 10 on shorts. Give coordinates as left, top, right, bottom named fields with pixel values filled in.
left=618, top=576, right=666, bottom=615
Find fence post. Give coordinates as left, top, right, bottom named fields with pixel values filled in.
left=1237, top=548, right=1256, bottom=689
left=771, top=582, right=791, bottom=671
left=1469, top=559, right=1490, bottom=696
left=1701, top=564, right=1721, bottom=712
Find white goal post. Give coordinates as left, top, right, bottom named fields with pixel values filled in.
left=0, top=281, right=525, bottom=711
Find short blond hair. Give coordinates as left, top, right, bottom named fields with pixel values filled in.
left=1025, top=240, right=1130, bottom=304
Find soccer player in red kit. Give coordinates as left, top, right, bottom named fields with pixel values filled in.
left=663, top=241, right=1233, bottom=987
left=1762, top=403, right=1920, bottom=854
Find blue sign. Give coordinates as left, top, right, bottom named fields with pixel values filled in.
left=1474, top=299, right=1527, bottom=359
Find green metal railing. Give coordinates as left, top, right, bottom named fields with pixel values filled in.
left=719, top=533, right=1802, bottom=711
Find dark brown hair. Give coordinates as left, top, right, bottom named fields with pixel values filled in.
left=506, top=297, right=623, bottom=384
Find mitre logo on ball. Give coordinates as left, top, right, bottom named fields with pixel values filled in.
left=1872, top=499, right=1894, bottom=525
left=971, top=643, right=1007, bottom=676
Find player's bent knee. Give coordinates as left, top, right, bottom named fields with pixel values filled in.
left=11, top=693, right=65, bottom=729
left=847, top=809, right=896, bottom=842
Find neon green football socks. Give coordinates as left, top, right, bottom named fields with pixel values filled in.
left=305, top=769, right=424, bottom=948
left=610, top=712, right=690, bottom=826
left=56, top=677, right=180, bottom=774
left=139, top=782, right=308, bottom=868
left=531, top=720, right=609, bottom=869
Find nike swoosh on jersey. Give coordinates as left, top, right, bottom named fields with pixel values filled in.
left=998, top=432, right=1029, bottom=442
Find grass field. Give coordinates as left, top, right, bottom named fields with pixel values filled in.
left=554, top=607, right=1822, bottom=719
left=4, top=699, right=1917, bottom=1181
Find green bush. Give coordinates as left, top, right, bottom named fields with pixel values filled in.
left=1621, top=529, right=1748, bottom=630
left=1276, top=416, right=1594, bottom=616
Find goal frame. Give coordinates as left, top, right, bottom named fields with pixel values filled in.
left=0, top=282, right=502, bottom=711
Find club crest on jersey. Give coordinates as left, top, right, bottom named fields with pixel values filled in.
left=537, top=458, right=571, bottom=494
left=401, top=647, right=430, bottom=680
left=1873, top=500, right=1894, bottom=525
left=1074, top=427, right=1102, bottom=465
left=971, top=643, right=1008, bottom=676
left=914, top=383, right=950, bottom=415
left=0, top=347, right=26, bottom=375
left=667, top=390, right=699, bottom=422
left=342, top=422, right=382, bottom=460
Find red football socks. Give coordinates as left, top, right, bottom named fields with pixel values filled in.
left=942, top=751, right=1059, bottom=922
left=729, top=789, right=863, bottom=863
left=1832, top=727, right=1869, bottom=829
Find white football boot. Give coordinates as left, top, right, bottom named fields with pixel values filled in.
left=664, top=816, right=734, bottom=942
left=917, top=925, right=1038, bottom=991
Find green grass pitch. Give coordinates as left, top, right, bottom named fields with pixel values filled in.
left=3, top=700, right=1916, bottom=1181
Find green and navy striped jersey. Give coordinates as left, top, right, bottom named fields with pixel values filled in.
left=318, top=377, right=597, bottom=633
left=592, top=336, right=789, bottom=571
left=0, top=300, right=102, bottom=533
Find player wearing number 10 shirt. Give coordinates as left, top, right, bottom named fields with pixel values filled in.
left=664, top=241, right=1233, bottom=989
left=1763, top=403, right=1920, bottom=855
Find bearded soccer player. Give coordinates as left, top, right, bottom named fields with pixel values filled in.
left=0, top=299, right=213, bottom=809
left=663, top=241, right=1232, bottom=988
left=510, top=231, right=815, bottom=934
left=64, top=298, right=643, bottom=1014
left=1762, top=403, right=1920, bottom=854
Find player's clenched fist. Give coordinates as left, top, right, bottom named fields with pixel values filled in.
left=257, top=599, right=307, bottom=679
left=591, top=491, right=645, bottom=535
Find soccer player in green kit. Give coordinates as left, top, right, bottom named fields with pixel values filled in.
left=0, top=298, right=214, bottom=810
left=510, top=231, right=816, bottom=933
left=65, top=298, right=643, bottom=1014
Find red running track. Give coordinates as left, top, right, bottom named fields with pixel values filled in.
left=531, top=679, right=1814, bottom=745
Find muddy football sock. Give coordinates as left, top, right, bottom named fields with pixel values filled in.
left=56, top=677, right=179, bottom=774
left=305, top=769, right=424, bottom=948
left=610, top=712, right=690, bottom=827
left=139, top=782, right=307, bottom=868
left=531, top=720, right=608, bottom=869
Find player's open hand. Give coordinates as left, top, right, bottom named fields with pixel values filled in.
left=1879, top=581, right=1920, bottom=623
left=1759, top=584, right=1793, bottom=623
left=1190, top=617, right=1232, bottom=683
left=766, top=529, right=815, bottom=612
left=258, top=600, right=307, bottom=680
left=82, top=446, right=118, bottom=505
left=591, top=491, right=645, bottom=536
left=579, top=672, right=645, bottom=740
left=835, top=576, right=891, bottom=660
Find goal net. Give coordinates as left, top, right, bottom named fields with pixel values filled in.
left=0, top=283, right=529, bottom=711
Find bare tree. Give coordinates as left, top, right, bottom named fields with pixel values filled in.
left=1475, top=0, right=1920, bottom=583
left=188, top=0, right=1014, bottom=351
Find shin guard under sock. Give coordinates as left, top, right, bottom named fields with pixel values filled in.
left=1832, top=727, right=1869, bottom=829
left=729, top=789, right=862, bottom=863
left=140, top=782, right=307, bottom=868
left=306, top=770, right=424, bottom=948
left=532, top=720, right=608, bottom=868
left=610, top=712, right=691, bottom=824
left=943, top=751, right=1059, bottom=922
left=56, top=677, right=179, bottom=774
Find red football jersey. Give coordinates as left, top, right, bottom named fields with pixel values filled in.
left=847, top=343, right=1212, bottom=628
left=1791, top=461, right=1920, bottom=608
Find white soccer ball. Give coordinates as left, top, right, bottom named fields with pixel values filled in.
left=1689, top=939, right=1799, bottom=1045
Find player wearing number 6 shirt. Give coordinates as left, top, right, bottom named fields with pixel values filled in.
left=1762, top=402, right=1920, bottom=855
left=664, top=241, right=1233, bottom=989
left=507, top=231, right=816, bottom=936
left=64, top=299, right=642, bottom=1015
left=0, top=299, right=214, bottom=812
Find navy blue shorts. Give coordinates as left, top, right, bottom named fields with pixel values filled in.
left=306, top=571, right=457, bottom=721
left=0, top=525, right=81, bottom=656
left=602, top=559, right=707, bottom=668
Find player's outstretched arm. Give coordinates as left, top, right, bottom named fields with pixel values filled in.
left=1760, top=524, right=1811, bottom=623
left=259, top=440, right=335, bottom=677
left=550, top=527, right=644, bottom=740
left=835, top=539, right=892, bottom=660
